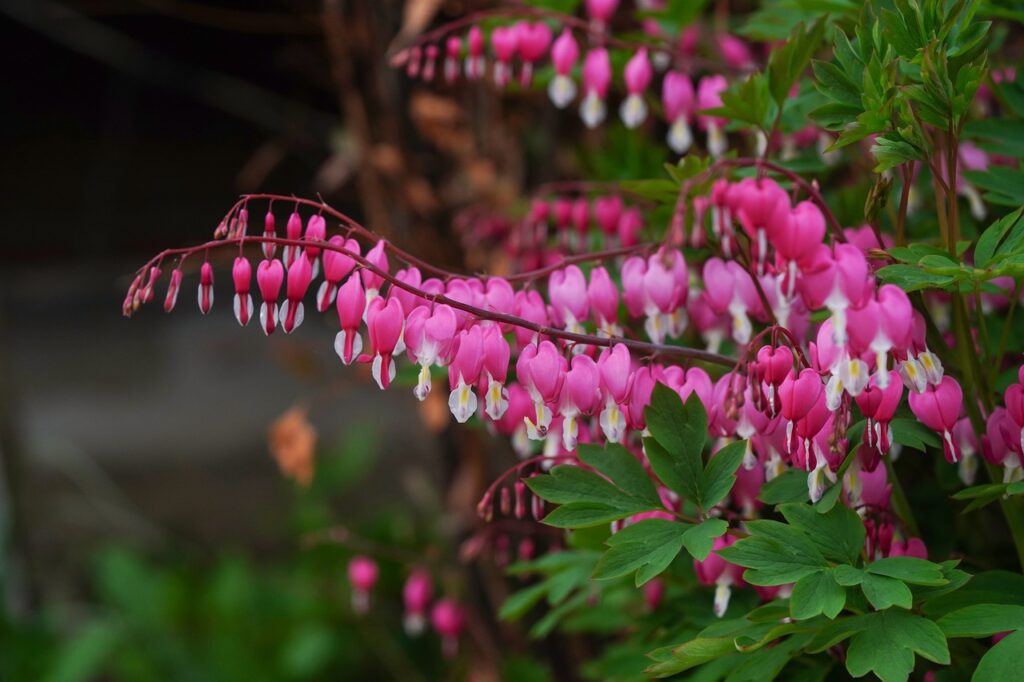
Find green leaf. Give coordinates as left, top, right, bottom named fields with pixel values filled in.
left=702, top=441, right=748, bottom=509
left=924, top=571, right=1024, bottom=618
left=758, top=469, right=809, bottom=504
left=871, top=134, right=925, bottom=173
left=807, top=614, right=870, bottom=653
left=813, top=59, right=862, bottom=107
left=845, top=610, right=950, bottom=682
left=646, top=637, right=736, bottom=677
left=578, top=443, right=661, bottom=508
left=718, top=521, right=827, bottom=585
left=780, top=503, right=865, bottom=564
left=861, top=573, right=914, bottom=610
left=866, top=557, right=948, bottom=586
left=716, top=74, right=773, bottom=128
left=645, top=385, right=707, bottom=504
left=833, top=564, right=865, bottom=586
left=767, top=18, right=828, bottom=107
left=790, top=569, right=847, bottom=620
left=877, top=264, right=955, bottom=292
left=974, top=628, right=1024, bottom=681
left=542, top=502, right=646, bottom=528
left=681, top=519, right=729, bottom=560
left=526, top=464, right=633, bottom=506
left=974, top=207, right=1024, bottom=269
left=593, top=519, right=688, bottom=585
left=890, top=417, right=943, bottom=450
left=938, top=604, right=1024, bottom=638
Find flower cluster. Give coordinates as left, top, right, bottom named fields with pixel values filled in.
left=392, top=4, right=774, bottom=156
left=346, top=556, right=466, bottom=658
left=126, top=167, right=1015, bottom=515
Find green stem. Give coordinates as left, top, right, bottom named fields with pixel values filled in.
left=992, top=281, right=1022, bottom=386
left=983, top=462, right=1024, bottom=570
left=884, top=456, right=921, bottom=538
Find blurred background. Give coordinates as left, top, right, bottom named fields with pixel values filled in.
left=0, top=1, right=607, bottom=679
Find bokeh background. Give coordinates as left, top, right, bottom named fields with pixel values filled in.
left=0, top=1, right=596, bottom=679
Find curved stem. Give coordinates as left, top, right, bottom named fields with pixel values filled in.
left=131, top=234, right=738, bottom=367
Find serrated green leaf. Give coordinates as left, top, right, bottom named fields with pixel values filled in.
left=845, top=610, right=950, bottom=682
left=718, top=521, right=827, bottom=585
left=543, top=502, right=647, bottom=528
left=593, top=519, right=687, bottom=585
left=790, top=569, right=847, bottom=620
left=975, top=207, right=1024, bottom=269
left=780, top=503, right=865, bottom=564
left=645, top=385, right=707, bottom=504
left=578, top=443, right=661, bottom=508
left=702, top=441, right=748, bottom=509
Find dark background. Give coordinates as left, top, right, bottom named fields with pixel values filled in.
left=1, top=0, right=456, bottom=613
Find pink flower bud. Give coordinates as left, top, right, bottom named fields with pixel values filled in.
left=550, top=28, right=579, bottom=76
left=580, top=48, right=611, bottom=128
left=594, top=196, right=623, bottom=236
left=163, top=269, right=183, bottom=313
left=262, top=210, right=277, bottom=259
left=585, top=0, right=619, bottom=25
left=232, top=257, right=253, bottom=326
left=348, top=556, right=379, bottom=614
left=618, top=207, right=644, bottom=246
left=283, top=210, right=303, bottom=267
left=516, top=22, right=551, bottom=86
left=360, top=241, right=389, bottom=296
left=403, top=570, right=433, bottom=635
left=198, top=262, right=214, bottom=315
left=716, top=34, right=754, bottom=69
left=587, top=266, right=620, bottom=331
left=430, top=599, right=465, bottom=658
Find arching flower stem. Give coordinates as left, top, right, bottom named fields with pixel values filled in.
left=130, top=234, right=737, bottom=367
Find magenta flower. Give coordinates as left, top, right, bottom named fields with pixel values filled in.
left=580, top=48, right=611, bottom=129
left=448, top=326, right=485, bottom=423
left=402, top=570, right=433, bottom=636
left=430, top=599, right=465, bottom=658
left=348, top=556, right=379, bottom=614
left=197, top=262, right=214, bottom=315
left=490, top=26, right=519, bottom=88
left=696, top=75, right=729, bottom=157
left=517, top=340, right=567, bottom=440
left=515, top=22, right=552, bottom=87
left=620, top=48, right=652, bottom=129
left=559, top=354, right=601, bottom=450
left=908, top=376, right=964, bottom=463
left=365, top=296, right=405, bottom=390
left=317, top=236, right=359, bottom=312
left=548, top=29, right=579, bottom=108
left=662, top=71, right=695, bottom=154
left=256, top=259, right=284, bottom=335
left=232, top=256, right=253, bottom=326
left=282, top=253, right=312, bottom=334
left=334, top=274, right=365, bottom=365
